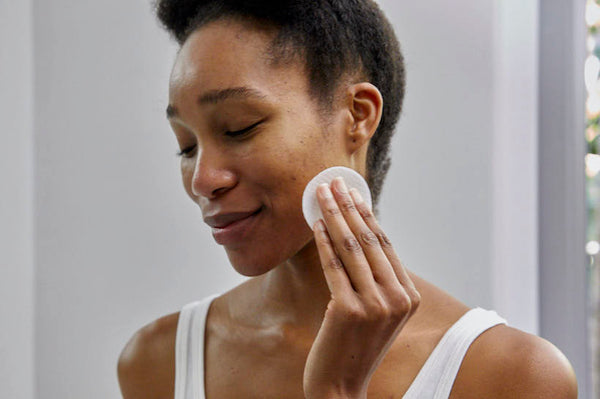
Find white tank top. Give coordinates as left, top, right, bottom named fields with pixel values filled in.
left=174, top=294, right=507, bottom=399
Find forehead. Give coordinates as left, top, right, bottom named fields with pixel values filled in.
left=169, top=19, right=307, bottom=104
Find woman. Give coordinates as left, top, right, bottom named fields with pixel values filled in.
left=118, top=1, right=578, bottom=398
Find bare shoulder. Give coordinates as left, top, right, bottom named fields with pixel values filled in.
left=451, top=324, right=578, bottom=398
left=117, top=311, right=180, bottom=399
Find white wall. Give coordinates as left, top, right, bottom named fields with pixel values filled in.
left=0, top=1, right=35, bottom=399
left=32, top=1, right=246, bottom=398
left=378, top=0, right=497, bottom=307
left=378, top=0, right=539, bottom=334
left=0, top=1, right=540, bottom=398
left=490, top=0, right=539, bottom=334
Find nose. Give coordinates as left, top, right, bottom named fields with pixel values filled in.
left=191, top=147, right=237, bottom=199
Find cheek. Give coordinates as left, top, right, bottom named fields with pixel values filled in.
left=262, top=148, right=329, bottom=219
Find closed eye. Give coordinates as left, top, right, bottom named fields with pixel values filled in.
left=225, top=120, right=263, bottom=137
left=175, top=120, right=264, bottom=158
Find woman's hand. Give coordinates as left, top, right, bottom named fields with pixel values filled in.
left=303, top=177, right=420, bottom=399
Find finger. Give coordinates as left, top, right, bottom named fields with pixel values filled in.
left=313, top=219, right=355, bottom=298
left=329, top=177, right=399, bottom=286
left=348, top=187, right=417, bottom=294
left=317, top=183, right=378, bottom=293
left=349, top=194, right=421, bottom=314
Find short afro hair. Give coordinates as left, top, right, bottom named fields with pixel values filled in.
left=155, top=0, right=406, bottom=210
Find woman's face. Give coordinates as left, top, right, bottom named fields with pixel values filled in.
left=166, top=19, right=353, bottom=276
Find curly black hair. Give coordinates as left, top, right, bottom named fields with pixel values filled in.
left=155, top=0, right=405, bottom=209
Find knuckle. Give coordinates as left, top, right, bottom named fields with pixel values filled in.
left=357, top=203, right=374, bottom=220
left=342, top=236, right=362, bottom=253
left=325, top=206, right=341, bottom=217
left=338, top=303, right=366, bottom=321
left=389, top=290, right=412, bottom=317
left=365, top=297, right=391, bottom=320
left=376, top=231, right=393, bottom=248
left=359, top=231, right=379, bottom=246
left=408, top=289, right=422, bottom=312
left=349, top=307, right=367, bottom=321
left=326, top=257, right=344, bottom=270
left=339, top=198, right=356, bottom=213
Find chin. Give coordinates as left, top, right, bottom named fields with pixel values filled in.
left=225, top=250, right=278, bottom=277
left=224, top=229, right=314, bottom=277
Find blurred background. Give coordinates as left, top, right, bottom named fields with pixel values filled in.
left=1, top=0, right=594, bottom=397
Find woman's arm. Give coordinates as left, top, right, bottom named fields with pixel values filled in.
left=452, top=324, right=578, bottom=398
left=117, top=313, right=179, bottom=399
left=303, top=177, right=420, bottom=399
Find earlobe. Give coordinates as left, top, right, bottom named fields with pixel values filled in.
left=347, top=83, right=383, bottom=150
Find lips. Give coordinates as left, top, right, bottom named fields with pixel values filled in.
left=203, top=208, right=262, bottom=228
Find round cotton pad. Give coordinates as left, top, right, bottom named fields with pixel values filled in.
left=302, top=166, right=372, bottom=229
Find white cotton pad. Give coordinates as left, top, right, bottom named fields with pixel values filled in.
left=302, top=166, right=372, bottom=229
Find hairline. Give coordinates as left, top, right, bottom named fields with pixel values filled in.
left=182, top=14, right=366, bottom=120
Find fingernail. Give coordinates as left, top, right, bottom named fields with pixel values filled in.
left=334, top=176, right=348, bottom=194
left=318, top=183, right=333, bottom=198
left=349, top=188, right=363, bottom=204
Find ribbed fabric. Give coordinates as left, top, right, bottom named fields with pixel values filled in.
left=174, top=294, right=219, bottom=399
left=174, top=297, right=506, bottom=399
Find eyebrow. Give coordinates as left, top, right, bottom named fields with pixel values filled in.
left=166, top=87, right=267, bottom=119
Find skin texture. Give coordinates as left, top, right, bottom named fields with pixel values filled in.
left=117, top=18, right=578, bottom=399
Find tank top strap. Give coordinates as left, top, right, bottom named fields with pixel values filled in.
left=403, top=308, right=507, bottom=399
left=174, top=294, right=219, bottom=399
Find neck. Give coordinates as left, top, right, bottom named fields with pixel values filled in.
left=258, top=238, right=332, bottom=335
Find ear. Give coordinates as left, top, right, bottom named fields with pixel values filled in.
left=346, top=82, right=383, bottom=153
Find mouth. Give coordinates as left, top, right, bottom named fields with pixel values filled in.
left=209, top=207, right=263, bottom=245
left=204, top=207, right=263, bottom=229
